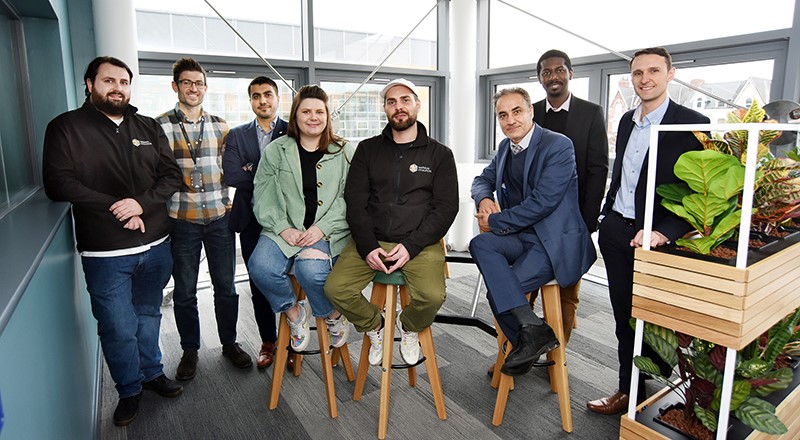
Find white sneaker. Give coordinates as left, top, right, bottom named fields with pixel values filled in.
left=398, top=318, right=421, bottom=364
left=287, top=300, right=311, bottom=352
left=325, top=314, right=350, bottom=348
left=366, top=325, right=384, bottom=366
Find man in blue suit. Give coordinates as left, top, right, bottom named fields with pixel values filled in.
left=222, top=76, right=288, bottom=369
left=470, top=87, right=596, bottom=376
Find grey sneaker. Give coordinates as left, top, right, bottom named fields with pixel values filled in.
left=366, top=324, right=384, bottom=366
left=288, top=300, right=311, bottom=351
left=398, top=318, right=421, bottom=364
left=325, top=314, right=350, bottom=348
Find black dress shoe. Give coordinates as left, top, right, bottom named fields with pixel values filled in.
left=143, top=374, right=183, bottom=397
left=176, top=349, right=198, bottom=381
left=501, top=323, right=559, bottom=376
left=113, top=392, right=142, bottom=426
left=223, top=342, right=253, bottom=369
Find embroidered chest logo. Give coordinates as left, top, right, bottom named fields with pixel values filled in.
left=409, top=164, right=432, bottom=173
left=132, top=139, right=153, bottom=147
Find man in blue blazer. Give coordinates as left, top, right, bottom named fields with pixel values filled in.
left=587, top=48, right=709, bottom=415
left=471, top=87, right=596, bottom=376
left=222, top=76, right=288, bottom=370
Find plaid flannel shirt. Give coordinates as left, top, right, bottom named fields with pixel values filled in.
left=156, top=104, right=231, bottom=224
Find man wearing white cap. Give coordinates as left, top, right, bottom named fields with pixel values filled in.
left=324, top=78, right=458, bottom=366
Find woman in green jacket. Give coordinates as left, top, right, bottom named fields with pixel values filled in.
left=249, top=85, right=354, bottom=351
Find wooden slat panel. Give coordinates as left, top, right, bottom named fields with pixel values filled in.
left=746, top=249, right=800, bottom=294
left=634, top=248, right=747, bottom=282
left=634, top=272, right=745, bottom=309
left=634, top=284, right=743, bottom=323
left=747, top=238, right=800, bottom=280
left=634, top=260, right=746, bottom=295
left=619, top=415, right=668, bottom=440
left=631, top=307, right=750, bottom=349
left=742, top=280, right=800, bottom=337
left=746, top=384, right=800, bottom=440
left=632, top=296, right=742, bottom=337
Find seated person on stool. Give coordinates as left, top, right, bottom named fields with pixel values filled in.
left=324, top=78, right=459, bottom=365
left=247, top=85, right=354, bottom=351
left=470, top=87, right=596, bottom=376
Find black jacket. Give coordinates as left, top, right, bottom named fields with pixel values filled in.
left=345, top=122, right=459, bottom=259
left=43, top=99, right=182, bottom=252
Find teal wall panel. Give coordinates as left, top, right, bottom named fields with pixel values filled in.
left=0, top=217, right=98, bottom=439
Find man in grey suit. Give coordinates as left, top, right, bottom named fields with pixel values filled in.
left=532, top=49, right=609, bottom=344
left=470, top=87, right=597, bottom=376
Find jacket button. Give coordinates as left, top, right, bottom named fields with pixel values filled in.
left=317, top=181, right=323, bottom=188
left=316, top=163, right=322, bottom=170
left=317, top=200, right=323, bottom=206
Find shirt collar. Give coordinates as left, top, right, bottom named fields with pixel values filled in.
left=173, top=103, right=205, bottom=123
left=256, top=118, right=276, bottom=134
left=632, top=96, right=670, bottom=128
left=511, top=124, right=535, bottom=152
left=545, top=93, right=572, bottom=112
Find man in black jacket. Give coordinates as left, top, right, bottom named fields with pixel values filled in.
left=43, top=57, right=183, bottom=426
left=587, top=47, right=709, bottom=415
left=324, top=78, right=458, bottom=366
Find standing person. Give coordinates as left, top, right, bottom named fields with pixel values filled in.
left=587, top=47, right=709, bottom=415
left=156, top=57, right=252, bottom=382
left=247, top=85, right=354, bottom=352
left=43, top=56, right=183, bottom=426
left=324, top=78, right=458, bottom=366
left=222, top=76, right=288, bottom=369
left=470, top=87, right=596, bottom=376
left=532, top=49, right=608, bottom=344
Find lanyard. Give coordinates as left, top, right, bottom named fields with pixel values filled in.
left=175, top=110, right=205, bottom=165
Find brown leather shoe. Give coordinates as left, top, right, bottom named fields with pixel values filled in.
left=257, top=342, right=276, bottom=370
left=286, top=353, right=295, bottom=373
left=487, top=363, right=495, bottom=377
left=586, top=390, right=629, bottom=415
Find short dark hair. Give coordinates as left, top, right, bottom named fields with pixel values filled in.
left=287, top=85, right=344, bottom=153
left=492, top=87, right=531, bottom=109
left=83, top=56, right=133, bottom=97
left=172, top=57, right=206, bottom=83
left=631, top=47, right=673, bottom=70
left=248, top=76, right=279, bottom=96
left=536, top=49, right=572, bottom=76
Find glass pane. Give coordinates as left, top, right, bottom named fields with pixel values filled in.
left=606, top=59, right=774, bottom=157
left=314, top=0, right=438, bottom=69
left=0, top=15, right=33, bottom=203
left=320, top=81, right=431, bottom=144
left=134, top=0, right=302, bottom=60
left=491, top=77, right=589, bottom=152
left=489, top=0, right=794, bottom=69
left=134, top=75, right=294, bottom=129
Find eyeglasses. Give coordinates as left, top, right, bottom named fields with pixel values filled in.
left=539, top=67, right=568, bottom=79
left=178, top=79, right=206, bottom=89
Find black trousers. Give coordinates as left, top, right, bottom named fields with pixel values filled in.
left=599, top=212, right=666, bottom=394
left=240, top=216, right=277, bottom=343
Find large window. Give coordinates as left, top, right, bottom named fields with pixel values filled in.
left=488, top=0, right=794, bottom=69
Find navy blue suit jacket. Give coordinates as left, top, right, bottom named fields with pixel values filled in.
left=472, top=124, right=596, bottom=287
left=223, top=118, right=288, bottom=232
left=601, top=100, right=708, bottom=241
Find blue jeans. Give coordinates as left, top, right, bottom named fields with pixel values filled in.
left=81, top=239, right=172, bottom=398
left=170, top=215, right=239, bottom=350
left=248, top=236, right=335, bottom=318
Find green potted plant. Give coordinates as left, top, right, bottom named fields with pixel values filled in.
left=632, top=307, right=800, bottom=439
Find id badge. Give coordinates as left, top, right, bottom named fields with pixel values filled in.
left=190, top=168, right=203, bottom=189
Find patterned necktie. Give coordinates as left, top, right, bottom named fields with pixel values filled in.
left=510, top=143, right=524, bottom=155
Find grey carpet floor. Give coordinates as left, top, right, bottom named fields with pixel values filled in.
left=98, top=260, right=649, bottom=439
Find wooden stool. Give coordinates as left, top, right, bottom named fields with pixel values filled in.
left=353, top=271, right=447, bottom=439
left=490, top=279, right=572, bottom=432
left=269, top=275, right=354, bottom=418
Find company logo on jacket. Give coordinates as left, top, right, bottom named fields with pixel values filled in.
left=132, top=139, right=153, bottom=147
left=409, top=163, right=432, bottom=173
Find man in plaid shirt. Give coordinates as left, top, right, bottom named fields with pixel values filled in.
left=156, top=58, right=252, bottom=381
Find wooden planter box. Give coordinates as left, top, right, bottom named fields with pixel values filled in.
left=630, top=240, right=800, bottom=351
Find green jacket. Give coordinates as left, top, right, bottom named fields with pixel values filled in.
left=253, top=135, right=354, bottom=258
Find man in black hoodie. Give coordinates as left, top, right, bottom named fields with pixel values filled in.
left=324, top=78, right=458, bottom=367
left=43, top=56, right=183, bottom=427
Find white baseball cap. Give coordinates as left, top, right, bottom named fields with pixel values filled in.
left=379, top=78, right=418, bottom=100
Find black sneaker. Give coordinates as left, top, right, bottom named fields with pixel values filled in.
left=222, top=342, right=253, bottom=369
left=501, top=323, right=559, bottom=376
left=143, top=374, right=183, bottom=397
left=113, top=392, right=142, bottom=426
left=176, top=349, right=198, bottom=381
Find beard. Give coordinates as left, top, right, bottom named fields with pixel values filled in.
left=92, top=91, right=129, bottom=116
left=388, top=111, right=417, bottom=131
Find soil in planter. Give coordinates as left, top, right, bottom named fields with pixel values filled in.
left=659, top=408, right=714, bottom=440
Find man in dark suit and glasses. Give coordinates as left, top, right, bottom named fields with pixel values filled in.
left=586, top=47, right=709, bottom=415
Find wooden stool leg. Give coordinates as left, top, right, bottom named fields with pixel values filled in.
left=353, top=283, right=387, bottom=401
left=542, top=284, right=572, bottom=433
left=491, top=317, right=514, bottom=426
left=316, top=316, right=338, bottom=418
left=491, top=320, right=514, bottom=391
left=419, top=327, right=446, bottom=420
left=336, top=344, right=355, bottom=382
left=269, top=314, right=291, bottom=410
left=398, top=287, right=417, bottom=387
left=378, top=283, right=397, bottom=440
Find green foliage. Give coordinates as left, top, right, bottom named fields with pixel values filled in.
left=710, top=380, right=751, bottom=411
left=694, top=405, right=718, bottom=432
left=762, top=306, right=800, bottom=365
left=751, top=368, right=793, bottom=397
left=734, top=398, right=788, bottom=435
